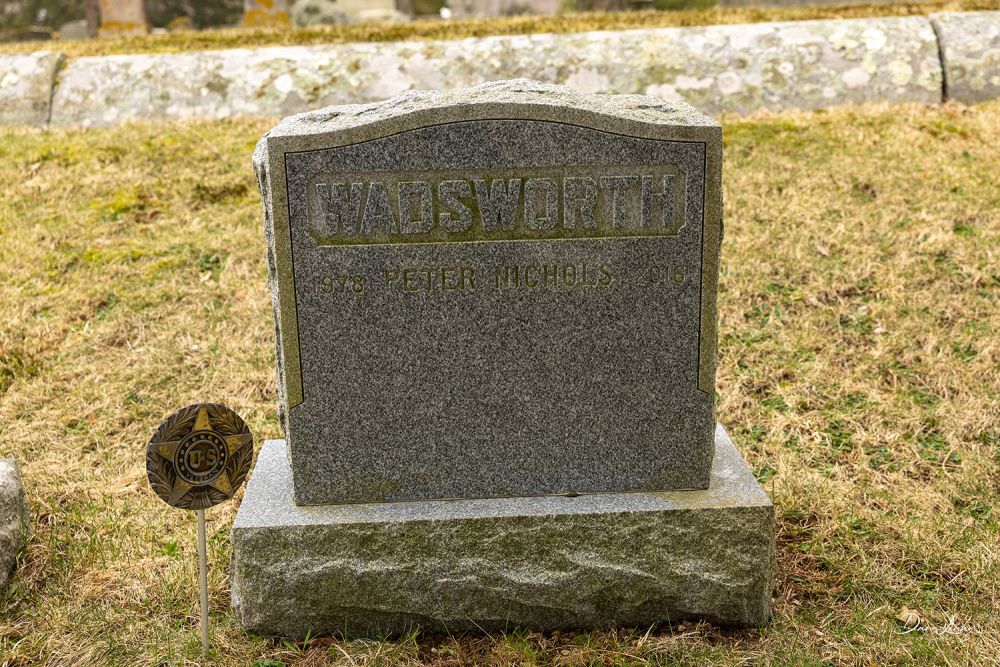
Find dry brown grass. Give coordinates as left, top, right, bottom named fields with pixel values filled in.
left=0, top=99, right=998, bottom=665
left=1, top=0, right=999, bottom=58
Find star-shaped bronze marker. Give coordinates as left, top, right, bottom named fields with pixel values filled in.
left=147, top=403, right=253, bottom=510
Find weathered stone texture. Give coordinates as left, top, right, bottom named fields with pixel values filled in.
left=243, top=0, right=290, bottom=27
left=630, top=16, right=941, bottom=113
left=290, top=0, right=351, bottom=27
left=51, top=49, right=311, bottom=127
left=236, top=79, right=773, bottom=636
left=0, top=52, right=63, bottom=127
left=449, top=0, right=562, bottom=18
left=0, top=459, right=29, bottom=591
left=256, top=80, right=722, bottom=504
left=719, top=0, right=914, bottom=6
left=232, top=427, right=775, bottom=637
left=59, top=19, right=94, bottom=41
left=98, top=0, right=148, bottom=36
left=333, top=0, right=406, bottom=22
left=48, top=16, right=942, bottom=127
left=932, top=11, right=1000, bottom=104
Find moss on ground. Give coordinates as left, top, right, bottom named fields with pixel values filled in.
left=0, top=100, right=998, bottom=664
left=0, top=0, right=998, bottom=58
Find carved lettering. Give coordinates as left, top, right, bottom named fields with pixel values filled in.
left=315, top=182, right=364, bottom=235
left=600, top=176, right=639, bottom=229
left=475, top=178, right=521, bottom=232
left=398, top=181, right=434, bottom=234
left=524, top=178, right=558, bottom=231
left=494, top=263, right=614, bottom=289
left=361, top=182, right=398, bottom=235
left=563, top=177, right=598, bottom=230
left=641, top=172, right=685, bottom=233
left=383, top=266, right=478, bottom=293
left=311, top=167, right=687, bottom=245
left=438, top=180, right=473, bottom=232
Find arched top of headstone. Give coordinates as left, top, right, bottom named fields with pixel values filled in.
left=256, top=80, right=719, bottom=153
left=252, top=78, right=723, bottom=503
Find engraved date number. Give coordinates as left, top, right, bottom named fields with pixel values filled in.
left=307, top=274, right=364, bottom=294
left=636, top=264, right=685, bottom=287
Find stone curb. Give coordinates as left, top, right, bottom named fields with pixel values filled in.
left=1, top=11, right=998, bottom=128
left=0, top=51, right=63, bottom=126
left=932, top=11, right=1000, bottom=104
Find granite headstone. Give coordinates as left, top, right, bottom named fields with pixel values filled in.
left=98, top=0, right=147, bottom=35
left=242, top=0, right=290, bottom=26
left=234, top=80, right=774, bottom=637
left=257, top=80, right=722, bottom=505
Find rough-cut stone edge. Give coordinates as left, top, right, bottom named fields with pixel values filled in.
left=5, top=12, right=1000, bottom=129
left=231, top=425, right=774, bottom=637
left=255, top=80, right=723, bottom=444
left=41, top=15, right=943, bottom=125
left=931, top=11, right=1000, bottom=104
left=0, top=459, right=30, bottom=591
left=0, top=51, right=64, bottom=127
left=263, top=78, right=718, bottom=139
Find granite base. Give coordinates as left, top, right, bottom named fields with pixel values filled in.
left=231, top=426, right=774, bottom=638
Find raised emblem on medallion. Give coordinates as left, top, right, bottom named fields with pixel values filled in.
left=146, top=403, right=253, bottom=510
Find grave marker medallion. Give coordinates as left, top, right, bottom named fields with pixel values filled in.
left=148, top=402, right=254, bottom=653
left=147, top=403, right=253, bottom=510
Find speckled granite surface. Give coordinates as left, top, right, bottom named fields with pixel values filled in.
left=42, top=15, right=949, bottom=128
left=235, top=81, right=772, bottom=638
left=0, top=51, right=63, bottom=127
left=0, top=459, right=29, bottom=592
left=255, top=81, right=722, bottom=504
left=231, top=426, right=775, bottom=636
left=933, top=12, right=1000, bottom=104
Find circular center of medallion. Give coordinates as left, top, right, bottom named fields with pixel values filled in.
left=175, top=431, right=228, bottom=486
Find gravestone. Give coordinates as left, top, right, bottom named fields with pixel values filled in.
left=242, top=0, right=290, bottom=27
left=449, top=0, right=562, bottom=18
left=59, top=20, right=94, bottom=40
left=233, top=80, right=775, bottom=636
left=98, top=0, right=147, bottom=36
left=333, top=0, right=409, bottom=22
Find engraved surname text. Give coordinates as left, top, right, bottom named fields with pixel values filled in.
left=311, top=167, right=686, bottom=245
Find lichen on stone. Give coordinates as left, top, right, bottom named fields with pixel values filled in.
left=38, top=15, right=957, bottom=127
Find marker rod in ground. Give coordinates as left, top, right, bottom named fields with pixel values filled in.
left=145, top=403, right=254, bottom=655
left=197, top=508, right=209, bottom=654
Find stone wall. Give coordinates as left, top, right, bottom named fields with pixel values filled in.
left=0, top=51, right=63, bottom=126
left=1, top=11, right=998, bottom=127
left=932, top=11, right=1000, bottom=103
left=242, top=0, right=290, bottom=27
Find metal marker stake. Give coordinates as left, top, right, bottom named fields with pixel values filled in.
left=146, top=404, right=254, bottom=660
left=197, top=508, right=209, bottom=655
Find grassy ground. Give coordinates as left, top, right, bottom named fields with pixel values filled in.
left=0, top=99, right=998, bottom=665
left=1, top=0, right=998, bottom=57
